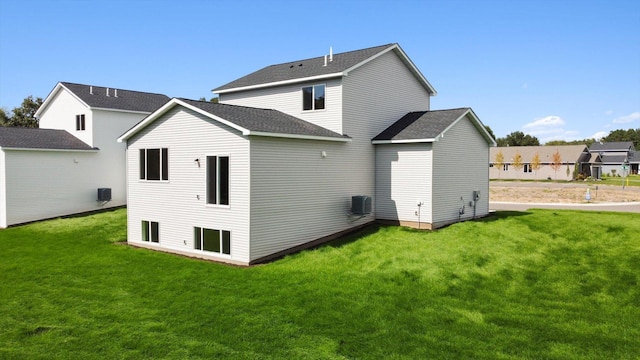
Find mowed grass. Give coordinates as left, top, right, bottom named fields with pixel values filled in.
left=1, top=209, right=639, bottom=359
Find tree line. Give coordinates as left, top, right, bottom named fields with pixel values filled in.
left=486, top=126, right=640, bottom=148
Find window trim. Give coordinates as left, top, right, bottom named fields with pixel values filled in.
left=194, top=226, right=231, bottom=256
left=142, top=220, right=159, bottom=243
left=139, top=148, right=169, bottom=182
left=301, top=84, right=326, bottom=111
left=206, top=153, right=230, bottom=208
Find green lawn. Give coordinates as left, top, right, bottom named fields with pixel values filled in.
left=1, top=209, right=639, bottom=359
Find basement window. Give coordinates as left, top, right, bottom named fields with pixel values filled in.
left=142, top=220, right=159, bottom=243
left=524, top=164, right=532, bottom=173
left=302, top=84, right=325, bottom=111
left=194, top=227, right=231, bottom=255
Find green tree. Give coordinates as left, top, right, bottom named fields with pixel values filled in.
left=601, top=128, right=640, bottom=148
left=5, top=96, right=43, bottom=128
left=198, top=97, right=219, bottom=103
left=0, top=107, right=9, bottom=126
left=496, top=131, right=540, bottom=146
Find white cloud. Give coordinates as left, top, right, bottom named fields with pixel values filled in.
left=612, top=111, right=640, bottom=124
left=523, top=115, right=565, bottom=129
left=520, top=116, right=584, bottom=143
left=591, top=131, right=609, bottom=140
left=605, top=110, right=614, bottom=115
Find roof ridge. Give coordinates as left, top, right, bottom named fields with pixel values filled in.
left=264, top=43, right=396, bottom=68
left=60, top=81, right=169, bottom=97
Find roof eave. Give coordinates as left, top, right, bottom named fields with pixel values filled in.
left=247, top=131, right=351, bottom=142
left=213, top=72, right=344, bottom=94
left=372, top=138, right=437, bottom=145
left=0, top=146, right=99, bottom=152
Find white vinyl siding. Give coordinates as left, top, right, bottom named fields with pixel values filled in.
left=432, top=115, right=490, bottom=226
left=375, top=143, right=433, bottom=223
left=126, top=106, right=250, bottom=263
left=219, top=78, right=343, bottom=134
left=1, top=149, right=105, bottom=227
left=249, top=136, right=371, bottom=261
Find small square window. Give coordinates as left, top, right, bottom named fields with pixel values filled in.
left=302, top=84, right=325, bottom=111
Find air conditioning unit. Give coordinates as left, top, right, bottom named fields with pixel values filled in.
left=351, top=195, right=372, bottom=215
left=97, top=188, right=112, bottom=202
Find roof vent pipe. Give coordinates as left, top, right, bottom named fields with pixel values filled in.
left=106, top=88, right=110, bottom=97
left=89, top=86, right=93, bottom=95
left=114, top=89, right=118, bottom=97
left=323, top=55, right=327, bottom=67
left=329, top=46, right=333, bottom=62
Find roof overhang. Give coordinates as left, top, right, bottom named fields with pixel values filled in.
left=0, top=146, right=99, bottom=152
left=118, top=98, right=351, bottom=143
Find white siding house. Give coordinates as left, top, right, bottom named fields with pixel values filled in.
left=0, top=82, right=168, bottom=228
left=119, top=43, right=494, bottom=265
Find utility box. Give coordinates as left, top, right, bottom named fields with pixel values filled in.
left=351, top=195, right=372, bottom=215
left=97, top=188, right=112, bottom=202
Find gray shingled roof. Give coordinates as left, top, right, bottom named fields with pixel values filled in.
left=0, top=127, right=95, bottom=150
left=179, top=99, right=350, bottom=140
left=373, top=108, right=471, bottom=141
left=601, top=154, right=630, bottom=164
left=213, top=44, right=397, bottom=92
left=589, top=141, right=635, bottom=152
left=61, top=82, right=170, bottom=113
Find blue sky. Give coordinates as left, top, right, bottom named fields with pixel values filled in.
left=1, top=0, right=638, bottom=142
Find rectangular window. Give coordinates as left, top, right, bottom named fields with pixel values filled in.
left=139, top=148, right=168, bottom=181
left=207, top=155, right=229, bottom=205
left=503, top=164, right=509, bottom=171
left=302, top=84, right=325, bottom=111
left=194, top=227, right=231, bottom=255
left=524, top=164, right=532, bottom=173
left=142, top=220, right=159, bottom=243
left=75, top=114, right=85, bottom=131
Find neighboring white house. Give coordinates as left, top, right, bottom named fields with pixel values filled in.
left=118, top=43, right=495, bottom=265
left=0, top=82, right=168, bottom=228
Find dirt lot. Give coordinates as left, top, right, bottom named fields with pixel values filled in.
left=490, top=181, right=640, bottom=203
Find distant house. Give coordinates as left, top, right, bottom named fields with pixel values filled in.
left=589, top=141, right=637, bottom=176
left=118, top=43, right=495, bottom=265
left=489, top=145, right=594, bottom=181
left=0, top=82, right=168, bottom=228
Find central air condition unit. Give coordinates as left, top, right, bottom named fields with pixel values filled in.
left=97, top=188, right=112, bottom=202
left=351, top=195, right=372, bottom=215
